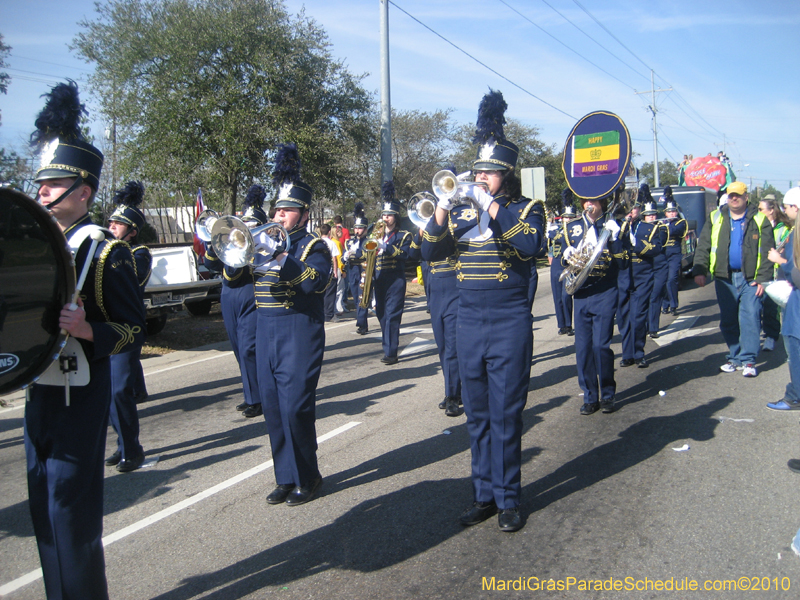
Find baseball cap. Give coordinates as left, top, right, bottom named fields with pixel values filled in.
left=783, top=187, right=800, bottom=207
left=727, top=181, right=748, bottom=196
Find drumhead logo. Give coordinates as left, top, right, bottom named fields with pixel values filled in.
left=0, top=354, right=21, bottom=375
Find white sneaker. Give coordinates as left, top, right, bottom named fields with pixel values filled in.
left=719, top=362, right=737, bottom=373
left=742, top=364, right=758, bottom=378
left=764, top=338, right=776, bottom=352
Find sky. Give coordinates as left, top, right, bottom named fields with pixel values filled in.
left=1, top=0, right=798, bottom=192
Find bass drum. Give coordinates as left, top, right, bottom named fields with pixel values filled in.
left=0, top=188, right=76, bottom=396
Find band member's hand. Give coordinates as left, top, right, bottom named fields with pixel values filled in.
left=751, top=281, right=764, bottom=297
left=694, top=275, right=706, bottom=287
left=563, top=246, right=577, bottom=261
left=60, top=297, right=93, bottom=341
left=603, top=219, right=620, bottom=241
left=466, top=186, right=494, bottom=211
left=547, top=223, right=559, bottom=233
left=254, top=230, right=278, bottom=258
left=436, top=195, right=454, bottom=212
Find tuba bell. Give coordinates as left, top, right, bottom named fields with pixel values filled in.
left=210, top=216, right=290, bottom=269
left=195, top=209, right=221, bottom=243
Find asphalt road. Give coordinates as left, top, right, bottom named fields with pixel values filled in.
left=2, top=270, right=800, bottom=600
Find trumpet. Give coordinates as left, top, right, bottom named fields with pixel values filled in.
left=210, top=216, right=290, bottom=269
left=432, top=170, right=489, bottom=204
left=195, top=209, right=221, bottom=243
left=406, top=191, right=437, bottom=229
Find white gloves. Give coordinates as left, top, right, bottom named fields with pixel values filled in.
left=465, top=185, right=494, bottom=212
left=436, top=195, right=454, bottom=212
left=563, top=246, right=577, bottom=261
left=254, top=229, right=278, bottom=259
left=547, top=223, right=559, bottom=233
left=343, top=249, right=352, bottom=262
left=603, top=219, right=620, bottom=241
left=377, top=240, right=387, bottom=253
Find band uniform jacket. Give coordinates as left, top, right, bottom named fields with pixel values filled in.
left=561, top=212, right=626, bottom=297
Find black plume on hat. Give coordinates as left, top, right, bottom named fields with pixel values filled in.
left=639, top=182, right=652, bottom=204
left=561, top=188, right=574, bottom=209
left=113, top=181, right=145, bottom=208
left=471, top=89, right=507, bottom=146
left=243, top=184, right=266, bottom=210
left=354, top=201, right=365, bottom=219
left=381, top=181, right=395, bottom=203
left=663, top=185, right=673, bottom=199
left=30, top=80, right=86, bottom=148
left=272, top=143, right=302, bottom=188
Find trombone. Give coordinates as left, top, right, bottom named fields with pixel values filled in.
left=209, top=215, right=290, bottom=269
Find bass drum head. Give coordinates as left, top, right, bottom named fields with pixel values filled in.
left=0, top=188, right=75, bottom=396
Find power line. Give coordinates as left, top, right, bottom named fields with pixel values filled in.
left=9, top=53, right=92, bottom=73
left=497, top=0, right=637, bottom=91
left=388, top=1, right=577, bottom=120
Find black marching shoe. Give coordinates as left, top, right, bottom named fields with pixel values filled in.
left=266, top=484, right=295, bottom=505
left=459, top=501, right=497, bottom=526
left=636, top=358, right=649, bottom=368
left=356, top=327, right=369, bottom=335
left=438, top=396, right=448, bottom=409
left=285, top=476, right=323, bottom=506
left=105, top=451, right=122, bottom=466
left=662, top=307, right=671, bottom=315
left=600, top=397, right=616, bottom=413
left=557, top=327, right=568, bottom=335
left=620, top=358, right=636, bottom=367
left=567, top=327, right=575, bottom=336
left=498, top=508, right=522, bottom=532
left=116, top=452, right=145, bottom=473
left=580, top=402, right=599, bottom=415
left=445, top=397, right=463, bottom=417
left=670, top=307, right=678, bottom=316
left=648, top=331, right=659, bottom=339
left=235, top=402, right=248, bottom=412
left=381, top=355, right=398, bottom=365
left=242, top=403, right=263, bottom=418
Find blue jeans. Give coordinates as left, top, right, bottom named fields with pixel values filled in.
left=783, top=335, right=800, bottom=402
left=714, top=272, right=763, bottom=366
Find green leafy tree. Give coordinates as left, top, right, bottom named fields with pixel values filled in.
left=0, top=148, right=33, bottom=192
left=72, top=0, right=371, bottom=215
left=639, top=159, right=680, bottom=188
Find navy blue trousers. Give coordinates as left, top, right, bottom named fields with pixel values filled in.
left=347, top=266, right=369, bottom=331
left=549, top=262, right=573, bottom=329
left=428, top=275, right=461, bottom=398
left=25, top=368, right=112, bottom=600
left=109, top=350, right=144, bottom=459
left=221, top=284, right=259, bottom=406
left=619, top=263, right=653, bottom=361
left=527, top=263, right=539, bottom=314
left=257, top=312, right=324, bottom=487
left=457, top=287, right=531, bottom=510
left=574, top=284, right=617, bottom=404
left=663, top=249, right=682, bottom=310
left=648, top=254, right=668, bottom=333
left=374, top=273, right=406, bottom=358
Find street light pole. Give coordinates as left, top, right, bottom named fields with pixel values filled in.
left=379, top=0, right=393, bottom=188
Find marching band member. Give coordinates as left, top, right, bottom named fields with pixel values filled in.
left=411, top=193, right=462, bottom=416
left=423, top=90, right=545, bottom=532
left=26, top=81, right=145, bottom=599
left=203, top=184, right=265, bottom=418
left=618, top=195, right=663, bottom=368
left=107, top=181, right=152, bottom=472
left=563, top=191, right=625, bottom=415
left=661, top=188, right=687, bottom=315
left=344, top=203, right=370, bottom=334
left=549, top=190, right=575, bottom=336
left=643, top=194, right=669, bottom=339
left=254, top=144, right=331, bottom=506
left=373, top=182, right=412, bottom=365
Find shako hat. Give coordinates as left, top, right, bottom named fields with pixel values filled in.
left=381, top=181, right=401, bottom=215
left=471, top=89, right=519, bottom=171
left=353, top=202, right=368, bottom=228
left=272, top=143, right=312, bottom=210
left=641, top=202, right=657, bottom=216
left=242, top=184, right=267, bottom=225
left=31, top=80, right=103, bottom=190
left=109, top=181, right=146, bottom=233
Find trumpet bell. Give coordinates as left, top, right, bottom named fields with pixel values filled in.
left=407, top=191, right=437, bottom=229
left=195, top=209, right=220, bottom=242
left=431, top=170, right=489, bottom=203
left=210, top=217, right=290, bottom=269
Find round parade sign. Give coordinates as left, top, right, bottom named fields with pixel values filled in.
left=561, top=111, right=632, bottom=200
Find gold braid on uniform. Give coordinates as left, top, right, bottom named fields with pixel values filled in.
left=131, top=244, right=152, bottom=287
left=107, top=322, right=143, bottom=354
left=285, top=237, right=326, bottom=292
left=95, top=239, right=133, bottom=322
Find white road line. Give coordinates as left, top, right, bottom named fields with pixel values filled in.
left=400, top=337, right=438, bottom=357
left=0, top=421, right=361, bottom=596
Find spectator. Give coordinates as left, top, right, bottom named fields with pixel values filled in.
left=759, top=195, right=795, bottom=351
left=693, top=181, right=774, bottom=377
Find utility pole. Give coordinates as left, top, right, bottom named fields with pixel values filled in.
left=379, top=0, right=393, bottom=190
left=635, top=70, right=671, bottom=188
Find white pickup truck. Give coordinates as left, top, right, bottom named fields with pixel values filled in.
left=143, top=244, right=221, bottom=335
